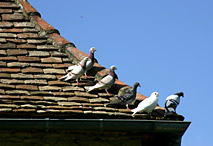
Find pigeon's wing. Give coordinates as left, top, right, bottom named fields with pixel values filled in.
left=91, top=75, right=113, bottom=90
left=119, top=90, right=135, bottom=102
left=114, top=73, right=118, bottom=79
left=67, top=65, right=78, bottom=71
left=165, top=99, right=178, bottom=108
left=94, top=58, right=98, bottom=63
left=85, top=58, right=93, bottom=72
left=108, top=98, right=123, bottom=105
left=99, top=75, right=114, bottom=85
left=71, top=65, right=83, bottom=75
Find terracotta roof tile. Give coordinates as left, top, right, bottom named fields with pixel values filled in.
left=0, top=0, right=184, bottom=120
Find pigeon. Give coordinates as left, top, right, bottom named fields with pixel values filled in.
left=67, top=47, right=96, bottom=79
left=107, top=82, right=141, bottom=109
left=165, top=92, right=184, bottom=113
left=88, top=65, right=118, bottom=95
left=60, top=57, right=90, bottom=85
left=131, top=92, right=159, bottom=117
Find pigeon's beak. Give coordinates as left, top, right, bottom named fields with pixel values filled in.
left=139, top=84, right=141, bottom=87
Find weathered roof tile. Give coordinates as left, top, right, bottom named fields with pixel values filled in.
left=16, top=85, right=38, bottom=90
left=0, top=50, right=7, bottom=55
left=0, top=22, right=13, bottom=27
left=0, top=33, right=17, bottom=38
left=1, top=79, right=24, bottom=84
left=17, top=33, right=39, bottom=39
left=24, top=79, right=47, bottom=85
left=22, top=67, right=43, bottom=73
left=5, top=90, right=30, bottom=95
left=48, top=81, right=70, bottom=86
left=7, top=62, right=29, bottom=67
left=27, top=39, right=46, bottom=44
left=18, top=56, right=40, bottom=62
left=89, top=98, right=109, bottom=103
left=58, top=102, right=81, bottom=106
left=0, top=9, right=13, bottom=14
left=6, top=38, right=27, bottom=43
left=0, top=56, right=17, bottom=61
left=43, top=68, right=65, bottom=74
left=2, top=13, right=25, bottom=21
left=0, top=73, right=11, bottom=78
left=13, top=22, right=34, bottom=27
left=7, top=49, right=28, bottom=55
left=74, top=91, right=98, bottom=98
left=0, top=68, right=20, bottom=73
left=41, top=57, right=62, bottom=63
left=17, top=44, right=37, bottom=49
left=11, top=73, right=33, bottom=79
left=67, top=97, right=89, bottom=103
left=39, top=86, right=61, bottom=91
left=0, top=2, right=20, bottom=9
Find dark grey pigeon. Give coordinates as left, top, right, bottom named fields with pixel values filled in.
left=107, top=82, right=141, bottom=109
left=165, top=92, right=184, bottom=113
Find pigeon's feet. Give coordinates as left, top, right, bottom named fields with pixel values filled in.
left=85, top=74, right=90, bottom=79
left=77, top=81, right=81, bottom=86
left=106, top=92, right=113, bottom=96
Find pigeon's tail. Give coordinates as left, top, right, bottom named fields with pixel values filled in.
left=131, top=108, right=138, bottom=117
left=88, top=86, right=95, bottom=92
left=60, top=74, right=68, bottom=80
left=64, top=74, right=74, bottom=81
left=108, top=98, right=122, bottom=106
left=131, top=108, right=137, bottom=113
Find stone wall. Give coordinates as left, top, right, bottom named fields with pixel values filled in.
left=0, top=130, right=180, bottom=146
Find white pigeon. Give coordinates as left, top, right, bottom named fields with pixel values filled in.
left=165, top=92, right=184, bottom=113
left=60, top=57, right=90, bottom=85
left=131, top=92, right=159, bottom=117
left=87, top=65, right=118, bottom=95
left=67, top=47, right=96, bottom=79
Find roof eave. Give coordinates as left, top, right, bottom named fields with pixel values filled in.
left=0, top=118, right=191, bottom=136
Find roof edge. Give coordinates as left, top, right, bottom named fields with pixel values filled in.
left=0, top=118, right=191, bottom=136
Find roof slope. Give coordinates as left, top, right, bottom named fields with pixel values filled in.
left=0, top=0, right=183, bottom=120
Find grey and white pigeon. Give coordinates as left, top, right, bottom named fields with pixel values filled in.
left=67, top=47, right=97, bottom=79
left=131, top=92, right=159, bottom=117
left=60, top=57, right=90, bottom=85
left=165, top=92, right=184, bottom=113
left=88, top=65, right=118, bottom=95
left=107, top=82, right=141, bottom=109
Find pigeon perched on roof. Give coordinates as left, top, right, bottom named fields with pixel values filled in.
left=87, top=65, right=118, bottom=95
left=131, top=92, right=159, bottom=117
left=67, top=47, right=97, bottom=79
left=165, top=92, right=184, bottom=113
left=107, top=82, right=141, bottom=109
left=60, top=57, right=90, bottom=85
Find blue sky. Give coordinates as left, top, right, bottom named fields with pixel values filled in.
left=28, top=0, right=213, bottom=145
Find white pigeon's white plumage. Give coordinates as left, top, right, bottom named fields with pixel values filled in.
left=67, top=47, right=96, bottom=78
left=88, top=66, right=118, bottom=94
left=60, top=57, right=89, bottom=84
left=131, top=92, right=159, bottom=117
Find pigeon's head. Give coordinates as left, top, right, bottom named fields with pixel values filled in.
left=110, top=65, right=117, bottom=71
left=175, top=92, right=184, bottom=97
left=90, top=47, right=96, bottom=53
left=134, top=82, right=141, bottom=88
left=152, top=92, right=159, bottom=97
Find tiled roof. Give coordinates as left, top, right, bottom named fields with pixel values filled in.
left=0, top=0, right=184, bottom=120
